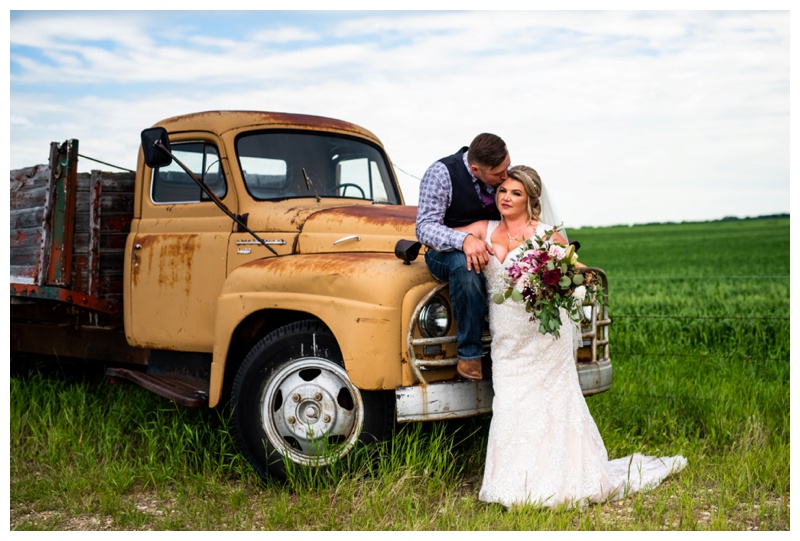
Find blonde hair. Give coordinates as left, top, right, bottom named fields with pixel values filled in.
left=505, top=165, right=543, bottom=221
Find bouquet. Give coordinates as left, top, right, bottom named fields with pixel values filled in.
left=492, top=226, right=600, bottom=339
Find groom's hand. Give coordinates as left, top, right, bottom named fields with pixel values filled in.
left=463, top=234, right=493, bottom=274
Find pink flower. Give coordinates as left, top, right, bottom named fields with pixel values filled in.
left=520, top=251, right=537, bottom=265
left=548, top=244, right=566, bottom=259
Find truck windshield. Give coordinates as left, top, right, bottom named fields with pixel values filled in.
left=236, top=131, right=400, bottom=204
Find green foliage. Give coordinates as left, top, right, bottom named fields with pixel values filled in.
left=9, top=217, right=790, bottom=530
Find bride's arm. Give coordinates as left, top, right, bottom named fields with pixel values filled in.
left=549, top=230, right=588, bottom=267
left=455, top=220, right=489, bottom=241
left=550, top=229, right=568, bottom=245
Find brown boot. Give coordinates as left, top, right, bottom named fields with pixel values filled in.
left=457, top=359, right=483, bottom=380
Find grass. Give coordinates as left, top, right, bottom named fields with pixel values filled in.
left=9, top=217, right=790, bottom=530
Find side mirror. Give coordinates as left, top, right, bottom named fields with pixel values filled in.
left=395, top=239, right=421, bottom=265
left=141, top=127, right=173, bottom=168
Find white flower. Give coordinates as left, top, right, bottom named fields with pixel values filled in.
left=515, top=274, right=531, bottom=293
left=572, top=285, right=587, bottom=301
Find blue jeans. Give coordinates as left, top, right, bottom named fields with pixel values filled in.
left=424, top=249, right=486, bottom=361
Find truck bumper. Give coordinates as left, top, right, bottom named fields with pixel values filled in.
left=577, top=358, right=613, bottom=396
left=395, top=358, right=612, bottom=423
left=395, top=379, right=494, bottom=422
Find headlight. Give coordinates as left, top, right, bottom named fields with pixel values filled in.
left=418, top=296, right=451, bottom=338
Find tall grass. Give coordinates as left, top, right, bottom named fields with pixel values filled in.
left=576, top=217, right=790, bottom=527
left=9, top=217, right=790, bottom=530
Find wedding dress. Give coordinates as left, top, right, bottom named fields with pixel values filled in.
left=478, top=221, right=686, bottom=508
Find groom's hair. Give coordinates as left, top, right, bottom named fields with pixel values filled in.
left=467, top=133, right=507, bottom=168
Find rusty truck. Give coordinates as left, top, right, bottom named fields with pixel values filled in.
left=9, top=110, right=611, bottom=480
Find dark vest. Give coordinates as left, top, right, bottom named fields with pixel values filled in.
left=440, top=147, right=501, bottom=227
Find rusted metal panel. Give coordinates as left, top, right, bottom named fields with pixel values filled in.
left=295, top=204, right=418, bottom=255
left=45, top=140, right=79, bottom=287
left=299, top=205, right=417, bottom=238
left=307, top=204, right=417, bottom=228
left=10, top=283, right=118, bottom=314
left=106, top=367, right=209, bottom=407
left=11, top=142, right=135, bottom=317
left=127, top=229, right=229, bottom=352
left=210, top=252, right=433, bottom=402
left=130, top=233, right=201, bottom=290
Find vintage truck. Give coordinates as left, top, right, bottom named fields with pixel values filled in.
left=10, top=110, right=611, bottom=480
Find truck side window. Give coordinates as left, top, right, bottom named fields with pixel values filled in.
left=151, top=141, right=227, bottom=203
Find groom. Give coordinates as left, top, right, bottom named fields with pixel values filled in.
left=415, top=133, right=510, bottom=380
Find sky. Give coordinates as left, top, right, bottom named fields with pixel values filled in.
left=6, top=2, right=794, bottom=228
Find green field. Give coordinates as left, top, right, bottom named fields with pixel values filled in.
left=9, top=217, right=790, bottom=530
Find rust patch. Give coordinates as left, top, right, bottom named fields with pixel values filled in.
left=282, top=206, right=317, bottom=229
left=133, top=234, right=200, bottom=296
left=10, top=229, right=34, bottom=248
left=244, top=111, right=359, bottom=132
left=244, top=252, right=379, bottom=275
left=10, top=283, right=118, bottom=314
left=306, top=205, right=417, bottom=229
left=154, top=111, right=379, bottom=142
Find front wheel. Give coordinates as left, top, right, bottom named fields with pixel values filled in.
left=230, top=320, right=393, bottom=480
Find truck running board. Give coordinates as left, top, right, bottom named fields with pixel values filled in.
left=106, top=367, right=210, bottom=407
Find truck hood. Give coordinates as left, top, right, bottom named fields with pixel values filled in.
left=296, top=204, right=419, bottom=255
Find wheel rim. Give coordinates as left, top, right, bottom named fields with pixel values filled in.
left=260, top=357, right=364, bottom=466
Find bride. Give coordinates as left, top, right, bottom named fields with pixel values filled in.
left=456, top=165, right=687, bottom=508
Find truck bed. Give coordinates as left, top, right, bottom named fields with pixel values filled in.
left=10, top=140, right=134, bottom=310
left=10, top=140, right=147, bottom=365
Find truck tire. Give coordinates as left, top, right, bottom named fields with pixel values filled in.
left=230, top=320, right=393, bottom=480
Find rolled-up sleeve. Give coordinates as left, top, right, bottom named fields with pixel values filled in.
left=415, top=161, right=469, bottom=252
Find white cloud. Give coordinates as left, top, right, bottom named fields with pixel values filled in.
left=250, top=26, right=320, bottom=44
left=8, top=9, right=790, bottom=227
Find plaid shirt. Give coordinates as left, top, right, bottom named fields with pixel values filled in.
left=415, top=151, right=496, bottom=252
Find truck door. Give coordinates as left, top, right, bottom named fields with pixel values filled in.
left=126, top=137, right=233, bottom=352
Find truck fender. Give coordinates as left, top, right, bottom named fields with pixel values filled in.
left=207, top=252, right=434, bottom=407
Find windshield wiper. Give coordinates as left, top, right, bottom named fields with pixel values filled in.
left=301, top=168, right=321, bottom=202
